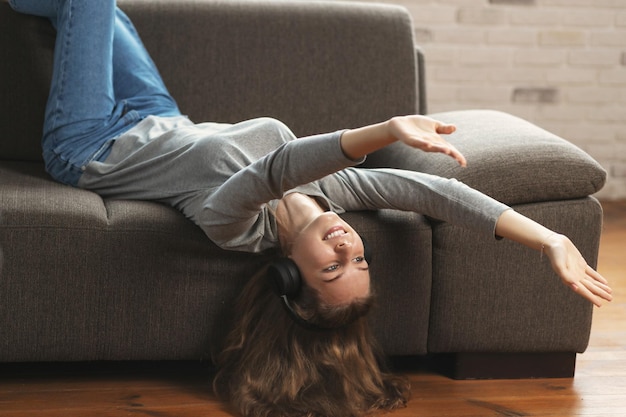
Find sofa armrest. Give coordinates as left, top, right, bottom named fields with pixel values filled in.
left=416, top=47, right=428, bottom=115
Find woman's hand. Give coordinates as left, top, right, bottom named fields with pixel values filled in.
left=387, top=115, right=466, bottom=167
left=339, top=115, right=466, bottom=166
left=543, top=234, right=613, bottom=307
left=495, top=209, right=612, bottom=307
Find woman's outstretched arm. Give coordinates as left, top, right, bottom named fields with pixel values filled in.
left=341, top=115, right=612, bottom=307
left=340, top=115, right=466, bottom=166
left=495, top=209, right=613, bottom=307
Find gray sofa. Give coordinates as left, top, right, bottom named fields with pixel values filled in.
left=0, top=0, right=606, bottom=378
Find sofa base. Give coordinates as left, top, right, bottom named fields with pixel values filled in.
left=391, top=352, right=576, bottom=380
left=432, top=352, right=576, bottom=380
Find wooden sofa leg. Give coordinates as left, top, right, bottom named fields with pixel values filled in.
left=431, top=352, right=577, bottom=380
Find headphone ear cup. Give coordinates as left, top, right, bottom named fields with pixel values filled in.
left=266, top=258, right=302, bottom=297
left=362, top=238, right=372, bottom=265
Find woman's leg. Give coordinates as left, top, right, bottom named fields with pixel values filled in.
left=11, top=0, right=118, bottom=135
left=9, top=0, right=180, bottom=186
left=112, top=7, right=180, bottom=118
left=10, top=0, right=121, bottom=185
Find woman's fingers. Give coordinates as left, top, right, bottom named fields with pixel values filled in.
left=435, top=123, right=457, bottom=135
left=566, top=267, right=613, bottom=306
left=547, top=235, right=613, bottom=307
left=573, top=279, right=612, bottom=307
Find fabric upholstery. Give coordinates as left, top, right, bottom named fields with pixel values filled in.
left=0, top=0, right=604, bottom=363
left=428, top=198, right=600, bottom=353
left=0, top=0, right=419, bottom=159
left=0, top=0, right=429, bottom=360
left=0, top=163, right=432, bottom=361
left=115, top=0, right=420, bottom=137
left=364, top=110, right=607, bottom=206
left=0, top=6, right=53, bottom=161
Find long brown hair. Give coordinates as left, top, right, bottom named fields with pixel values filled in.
left=213, top=265, right=410, bottom=417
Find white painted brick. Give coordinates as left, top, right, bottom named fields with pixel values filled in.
left=344, top=0, right=626, bottom=200
left=490, top=68, right=547, bottom=82
left=611, top=162, right=626, bottom=179
left=486, top=29, right=537, bottom=45
left=494, top=105, right=536, bottom=122
left=566, top=87, right=621, bottom=104
left=561, top=10, right=616, bottom=27
left=431, top=67, right=491, bottom=83
left=403, top=5, right=457, bottom=24
left=442, top=0, right=487, bottom=5
left=490, top=0, right=535, bottom=5
left=514, top=49, right=567, bottom=66
left=590, top=31, right=626, bottom=47
left=568, top=49, right=621, bottom=67
left=539, top=30, right=586, bottom=47
left=541, top=0, right=624, bottom=7
left=413, top=28, right=433, bottom=44
left=428, top=102, right=467, bottom=114
left=427, top=85, right=458, bottom=103
left=457, top=7, right=508, bottom=25
left=457, top=48, right=512, bottom=67
left=422, top=46, right=457, bottom=65
left=392, top=0, right=476, bottom=6
left=587, top=105, right=626, bottom=122
left=431, top=28, right=487, bottom=44
left=599, top=69, right=626, bottom=85
left=423, top=104, right=445, bottom=115
left=512, top=87, right=559, bottom=103
left=549, top=125, right=618, bottom=145
left=545, top=68, right=597, bottom=84
left=457, top=86, right=511, bottom=103
left=509, top=9, right=561, bottom=26
left=536, top=104, right=592, bottom=122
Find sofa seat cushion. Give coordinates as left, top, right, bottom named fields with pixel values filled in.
left=363, top=110, right=606, bottom=206
left=0, top=161, right=434, bottom=360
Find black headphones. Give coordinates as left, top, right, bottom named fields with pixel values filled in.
left=266, top=239, right=372, bottom=330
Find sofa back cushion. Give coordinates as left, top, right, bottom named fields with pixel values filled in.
left=0, top=5, right=54, bottom=162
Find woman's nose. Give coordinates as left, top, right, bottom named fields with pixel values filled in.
left=335, top=240, right=352, bottom=251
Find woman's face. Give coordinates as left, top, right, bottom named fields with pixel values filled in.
left=289, top=212, right=371, bottom=305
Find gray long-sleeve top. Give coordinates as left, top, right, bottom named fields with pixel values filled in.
left=79, top=116, right=510, bottom=253
left=192, top=123, right=510, bottom=253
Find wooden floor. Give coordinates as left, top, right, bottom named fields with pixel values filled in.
left=1, top=202, right=624, bottom=417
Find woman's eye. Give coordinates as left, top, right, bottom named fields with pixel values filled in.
left=324, top=256, right=365, bottom=272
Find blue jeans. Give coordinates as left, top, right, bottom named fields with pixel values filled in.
left=9, top=0, right=181, bottom=186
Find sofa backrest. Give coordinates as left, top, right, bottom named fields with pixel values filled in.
left=0, top=4, right=54, bottom=162
left=0, top=0, right=420, bottom=163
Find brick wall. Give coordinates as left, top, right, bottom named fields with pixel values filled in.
left=352, top=0, right=626, bottom=200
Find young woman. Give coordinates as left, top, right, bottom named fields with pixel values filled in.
left=9, top=1, right=612, bottom=416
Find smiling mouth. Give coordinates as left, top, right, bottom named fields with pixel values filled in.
left=323, top=226, right=347, bottom=241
